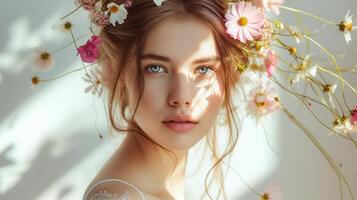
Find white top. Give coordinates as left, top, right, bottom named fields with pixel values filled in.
left=82, top=179, right=147, bottom=200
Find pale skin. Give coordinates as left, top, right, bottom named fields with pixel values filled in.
left=88, top=16, right=225, bottom=200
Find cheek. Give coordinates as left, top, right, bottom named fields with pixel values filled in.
left=133, top=81, right=166, bottom=123
left=192, top=78, right=225, bottom=125
left=142, top=78, right=166, bottom=107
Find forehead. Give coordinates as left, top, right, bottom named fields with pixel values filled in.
left=142, top=16, right=219, bottom=64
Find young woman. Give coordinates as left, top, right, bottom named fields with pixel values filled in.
left=82, top=0, right=243, bottom=199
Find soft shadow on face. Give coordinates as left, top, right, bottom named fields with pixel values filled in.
left=126, top=16, right=225, bottom=150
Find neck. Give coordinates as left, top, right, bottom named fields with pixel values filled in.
left=121, top=132, right=188, bottom=198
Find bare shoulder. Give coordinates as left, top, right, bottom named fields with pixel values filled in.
left=84, top=179, right=146, bottom=200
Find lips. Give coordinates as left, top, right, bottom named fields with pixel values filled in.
left=162, top=121, right=197, bottom=132
left=162, top=115, right=199, bottom=132
left=162, top=115, right=199, bottom=124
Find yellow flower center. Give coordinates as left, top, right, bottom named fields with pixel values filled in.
left=323, top=84, right=332, bottom=92
left=40, top=52, right=50, bottom=60
left=339, top=21, right=353, bottom=32
left=110, top=6, right=119, bottom=14
left=31, top=76, right=40, bottom=85
left=238, top=17, right=248, bottom=26
left=333, top=118, right=340, bottom=126
left=95, top=80, right=101, bottom=85
left=255, top=94, right=266, bottom=108
left=347, top=23, right=353, bottom=31
left=261, top=193, right=270, bottom=200
left=289, top=47, right=297, bottom=55
left=64, top=21, right=72, bottom=30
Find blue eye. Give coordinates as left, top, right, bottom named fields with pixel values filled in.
left=145, top=65, right=166, bottom=73
left=144, top=65, right=214, bottom=75
left=197, top=66, right=214, bottom=75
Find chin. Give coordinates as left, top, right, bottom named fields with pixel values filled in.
left=160, top=135, right=204, bottom=151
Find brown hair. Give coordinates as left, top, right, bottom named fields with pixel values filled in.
left=98, top=0, right=246, bottom=199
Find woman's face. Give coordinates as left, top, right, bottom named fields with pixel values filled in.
left=127, top=16, right=225, bottom=150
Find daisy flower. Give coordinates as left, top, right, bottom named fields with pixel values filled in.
left=225, top=1, right=265, bottom=43
left=51, top=21, right=73, bottom=32
left=339, top=10, right=357, bottom=45
left=261, top=184, right=283, bottom=200
left=153, top=0, right=166, bottom=6
left=264, top=50, right=277, bottom=77
left=322, top=82, right=338, bottom=109
left=246, top=81, right=280, bottom=121
left=82, top=66, right=109, bottom=96
left=106, top=3, right=128, bottom=26
left=323, top=83, right=337, bottom=93
left=288, top=25, right=303, bottom=44
left=333, top=116, right=353, bottom=134
left=290, top=55, right=317, bottom=84
left=32, top=48, right=54, bottom=71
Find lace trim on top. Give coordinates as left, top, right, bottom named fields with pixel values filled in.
left=88, top=190, right=130, bottom=200
left=82, top=179, right=146, bottom=200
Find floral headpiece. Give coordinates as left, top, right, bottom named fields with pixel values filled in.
left=30, top=0, right=357, bottom=199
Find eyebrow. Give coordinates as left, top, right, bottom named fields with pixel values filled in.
left=140, top=53, right=220, bottom=64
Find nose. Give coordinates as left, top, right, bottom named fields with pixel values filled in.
left=167, top=73, right=194, bottom=107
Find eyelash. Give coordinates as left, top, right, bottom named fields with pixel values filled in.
left=144, top=65, right=215, bottom=75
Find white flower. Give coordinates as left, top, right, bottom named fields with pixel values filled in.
left=246, top=81, right=280, bottom=122
left=339, top=10, right=357, bottom=45
left=106, top=3, right=128, bottom=26
left=51, top=21, right=73, bottom=32
left=32, top=48, right=54, bottom=71
left=288, top=25, right=303, bottom=44
left=153, top=0, right=166, bottom=6
left=291, top=55, right=317, bottom=84
left=333, top=117, right=353, bottom=134
left=323, top=83, right=337, bottom=93
left=322, top=82, right=338, bottom=109
left=82, top=67, right=106, bottom=96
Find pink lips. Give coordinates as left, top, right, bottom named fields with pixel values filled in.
left=163, top=121, right=197, bottom=133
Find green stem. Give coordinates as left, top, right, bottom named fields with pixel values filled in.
left=280, top=104, right=355, bottom=200
left=280, top=6, right=337, bottom=26
left=60, top=6, right=81, bottom=21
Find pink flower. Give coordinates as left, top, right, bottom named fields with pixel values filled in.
left=258, top=19, right=274, bottom=41
left=247, top=81, right=279, bottom=122
left=252, top=0, right=285, bottom=15
left=264, top=50, right=277, bottom=77
left=351, top=105, right=357, bottom=125
left=77, top=35, right=102, bottom=63
left=225, top=2, right=265, bottom=43
left=90, top=10, right=110, bottom=27
left=261, top=184, right=283, bottom=200
left=75, top=0, right=98, bottom=11
left=124, top=0, right=133, bottom=8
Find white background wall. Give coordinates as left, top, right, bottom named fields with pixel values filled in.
left=0, top=0, right=356, bottom=200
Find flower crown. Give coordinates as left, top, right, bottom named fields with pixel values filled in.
left=30, top=0, right=357, bottom=199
